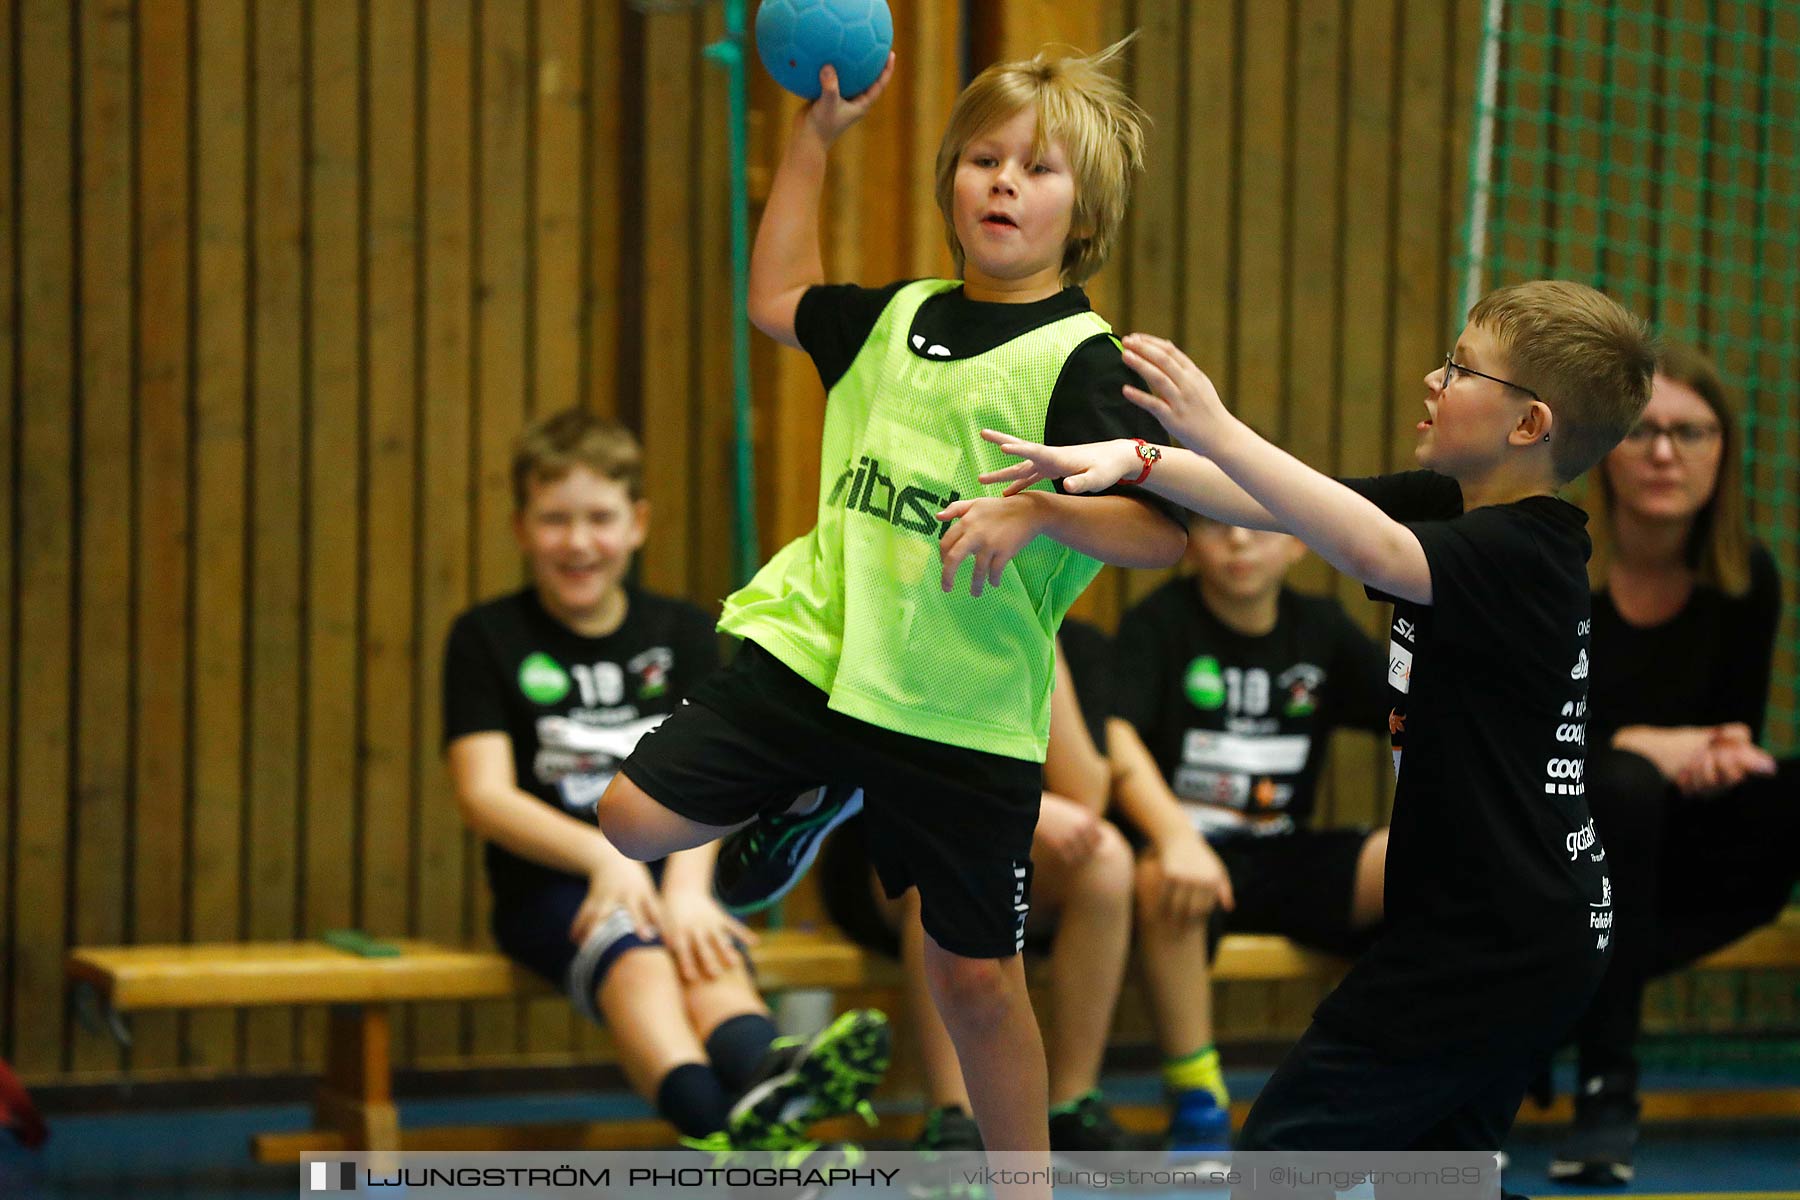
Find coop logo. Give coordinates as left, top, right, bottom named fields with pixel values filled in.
left=1566, top=818, right=1597, bottom=861
left=1547, top=756, right=1584, bottom=781
left=308, top=1161, right=357, bottom=1191
left=827, top=455, right=960, bottom=538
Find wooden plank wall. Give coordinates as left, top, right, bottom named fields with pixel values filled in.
left=1, top=0, right=1535, bottom=1086
left=1086, top=0, right=1488, bottom=847
left=0, top=0, right=717, bottom=1085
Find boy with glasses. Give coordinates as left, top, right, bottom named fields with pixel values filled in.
left=981, top=281, right=1656, bottom=1196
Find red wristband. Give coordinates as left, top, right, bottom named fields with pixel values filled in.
left=1125, top=438, right=1161, bottom=485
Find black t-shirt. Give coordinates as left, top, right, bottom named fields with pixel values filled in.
left=794, top=280, right=1184, bottom=528
left=1588, top=543, right=1781, bottom=746
left=442, top=587, right=720, bottom=895
left=1057, top=616, right=1115, bottom=751
left=1313, top=471, right=1612, bottom=1057
left=1114, top=580, right=1390, bottom=839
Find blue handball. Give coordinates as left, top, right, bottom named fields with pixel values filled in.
left=755, top=0, right=894, bottom=101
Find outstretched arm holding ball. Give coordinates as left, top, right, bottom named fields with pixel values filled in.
left=746, top=56, right=895, bottom=349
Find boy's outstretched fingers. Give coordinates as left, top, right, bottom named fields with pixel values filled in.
left=1119, top=342, right=1181, bottom=404
left=976, top=461, right=1042, bottom=493
left=976, top=428, right=1138, bottom=494
left=976, top=429, right=1045, bottom=493
left=1121, top=380, right=1171, bottom=422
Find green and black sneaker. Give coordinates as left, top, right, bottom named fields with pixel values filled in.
left=909, top=1105, right=989, bottom=1200
left=715, top=785, right=864, bottom=915
left=726, top=1008, right=891, bottom=1147
left=1049, top=1090, right=1165, bottom=1165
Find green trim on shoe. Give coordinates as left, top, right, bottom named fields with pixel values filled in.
left=726, top=1008, right=891, bottom=1147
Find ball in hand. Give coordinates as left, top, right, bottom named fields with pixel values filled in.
left=755, top=0, right=894, bottom=101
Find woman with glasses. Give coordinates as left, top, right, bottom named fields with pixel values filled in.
left=1550, top=341, right=1797, bottom=1186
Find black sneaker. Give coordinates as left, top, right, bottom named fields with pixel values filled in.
left=716, top=785, right=864, bottom=915
left=1549, top=1072, right=1639, bottom=1185
left=910, top=1105, right=987, bottom=1200
left=1049, top=1090, right=1165, bottom=1165
left=727, top=1008, right=890, bottom=1147
left=915, top=1104, right=984, bottom=1153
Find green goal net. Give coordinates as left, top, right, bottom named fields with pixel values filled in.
left=1460, top=0, right=1799, bottom=759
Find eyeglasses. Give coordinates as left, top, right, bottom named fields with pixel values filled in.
left=1621, top=420, right=1721, bottom=451
left=1441, top=354, right=1541, bottom=403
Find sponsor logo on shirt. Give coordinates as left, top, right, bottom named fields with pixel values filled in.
left=1185, top=656, right=1226, bottom=710
left=628, top=647, right=673, bottom=701
left=1545, top=754, right=1586, bottom=796
left=1565, top=818, right=1597, bottom=861
left=534, top=713, right=668, bottom=812
left=1387, top=642, right=1413, bottom=694
left=519, top=652, right=572, bottom=705
left=826, top=454, right=961, bottom=539
left=1181, top=730, right=1312, bottom=775
left=1278, top=663, right=1325, bottom=717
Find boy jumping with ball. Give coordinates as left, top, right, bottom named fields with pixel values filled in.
left=987, top=281, right=1654, bottom=1190
left=595, top=39, right=1185, bottom=1184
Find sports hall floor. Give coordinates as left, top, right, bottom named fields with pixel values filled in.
left=3, top=1067, right=1795, bottom=1199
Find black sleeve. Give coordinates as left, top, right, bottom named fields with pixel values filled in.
left=793, top=280, right=911, bottom=391
left=1322, top=599, right=1393, bottom=734
left=667, top=602, right=723, bottom=703
left=1042, top=334, right=1187, bottom=529
left=1111, top=593, right=1171, bottom=735
left=1339, top=471, right=1465, bottom=602
left=1337, top=471, right=1464, bottom=523
left=442, top=611, right=510, bottom=746
left=1056, top=617, right=1114, bottom=745
left=1716, top=544, right=1783, bottom=740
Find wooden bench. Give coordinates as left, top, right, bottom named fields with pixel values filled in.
left=66, top=911, right=1800, bottom=1158
left=64, top=929, right=1341, bottom=1158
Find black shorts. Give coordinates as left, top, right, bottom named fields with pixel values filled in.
left=622, top=640, right=1043, bottom=959
left=1210, top=829, right=1378, bottom=958
left=489, top=867, right=666, bottom=1024
left=818, top=814, right=1057, bottom=959
left=1117, top=817, right=1377, bottom=959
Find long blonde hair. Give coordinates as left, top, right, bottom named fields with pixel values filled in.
left=1587, top=340, right=1752, bottom=596
left=933, top=35, right=1145, bottom=287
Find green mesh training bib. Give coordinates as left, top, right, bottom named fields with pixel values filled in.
left=719, top=279, right=1113, bottom=761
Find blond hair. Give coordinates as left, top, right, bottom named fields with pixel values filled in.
left=511, top=408, right=643, bottom=509
left=1465, top=280, right=1656, bottom=483
left=1586, top=340, right=1753, bottom=596
left=934, top=35, right=1145, bottom=286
